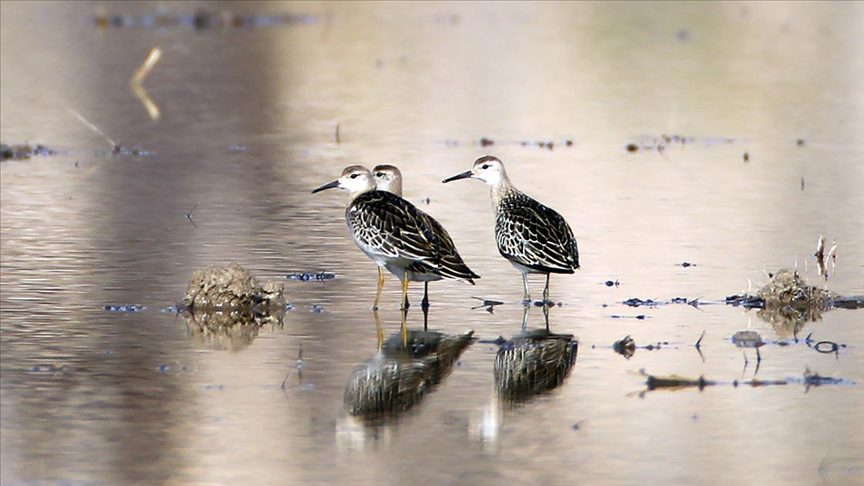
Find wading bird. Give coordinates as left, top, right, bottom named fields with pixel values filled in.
left=313, top=165, right=476, bottom=310
left=372, top=164, right=479, bottom=308
left=443, top=155, right=579, bottom=304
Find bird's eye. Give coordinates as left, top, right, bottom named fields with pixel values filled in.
left=375, top=172, right=384, bottom=177
left=350, top=173, right=359, bottom=179
left=481, top=164, right=490, bottom=169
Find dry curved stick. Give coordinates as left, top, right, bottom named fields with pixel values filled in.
left=130, top=47, right=162, bottom=120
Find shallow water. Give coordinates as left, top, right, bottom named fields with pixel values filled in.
left=2, top=1, right=863, bottom=484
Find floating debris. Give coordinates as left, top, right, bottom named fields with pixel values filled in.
left=679, top=261, right=696, bottom=268
left=103, top=304, right=147, bottom=313
left=29, top=363, right=71, bottom=374
left=625, top=134, right=740, bottom=154
left=623, top=298, right=659, bottom=307
left=444, top=138, right=576, bottom=149
left=613, top=335, right=636, bottom=359
left=286, top=271, right=336, bottom=282
left=743, top=152, right=750, bottom=161
left=612, top=335, right=672, bottom=358
left=93, top=9, right=317, bottom=30
left=731, top=330, right=764, bottom=348
left=1, top=143, right=58, bottom=161
left=796, top=138, right=806, bottom=146
left=725, top=294, right=765, bottom=308
left=471, top=296, right=504, bottom=313
left=603, top=279, right=620, bottom=287
left=832, top=295, right=864, bottom=309
left=609, top=314, right=648, bottom=320
left=227, top=144, right=247, bottom=152
left=640, top=368, right=852, bottom=394
left=310, top=305, right=324, bottom=313
left=104, top=144, right=156, bottom=158
left=643, top=371, right=715, bottom=391
left=801, top=367, right=846, bottom=389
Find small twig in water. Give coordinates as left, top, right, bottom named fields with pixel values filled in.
left=130, top=47, right=162, bottom=120
left=695, top=330, right=706, bottom=363
left=184, top=203, right=198, bottom=228
left=67, top=108, right=117, bottom=147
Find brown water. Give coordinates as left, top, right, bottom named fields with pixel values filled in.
left=2, top=1, right=863, bottom=484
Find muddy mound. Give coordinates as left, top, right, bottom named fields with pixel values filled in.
left=182, top=263, right=284, bottom=311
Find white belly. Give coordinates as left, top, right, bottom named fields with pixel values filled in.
left=509, top=260, right=544, bottom=275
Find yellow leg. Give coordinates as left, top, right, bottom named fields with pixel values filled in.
left=400, top=306, right=409, bottom=348
left=372, top=266, right=385, bottom=311
left=373, top=310, right=384, bottom=351
left=400, top=273, right=410, bottom=311
left=400, top=274, right=410, bottom=347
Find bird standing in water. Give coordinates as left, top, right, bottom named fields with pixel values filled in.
left=443, top=155, right=579, bottom=304
left=313, top=165, right=476, bottom=310
left=372, top=164, right=479, bottom=309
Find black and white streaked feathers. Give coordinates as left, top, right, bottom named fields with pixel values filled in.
left=495, top=190, right=580, bottom=274
left=416, top=210, right=480, bottom=282
left=347, top=190, right=478, bottom=283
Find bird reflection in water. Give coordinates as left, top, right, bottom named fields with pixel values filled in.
left=472, top=306, right=578, bottom=448
left=337, top=309, right=474, bottom=449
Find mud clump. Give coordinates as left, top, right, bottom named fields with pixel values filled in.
left=180, top=264, right=286, bottom=350
left=757, top=269, right=836, bottom=308
left=182, top=263, right=285, bottom=312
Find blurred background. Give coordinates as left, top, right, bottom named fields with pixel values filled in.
left=2, top=1, right=863, bottom=484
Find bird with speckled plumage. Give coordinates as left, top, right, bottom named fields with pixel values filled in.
left=313, top=165, right=478, bottom=311
left=373, top=164, right=479, bottom=308
left=443, top=155, right=579, bottom=304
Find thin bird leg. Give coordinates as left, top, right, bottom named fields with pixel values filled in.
left=374, top=310, right=384, bottom=351
left=543, top=273, right=550, bottom=304
left=422, top=303, right=429, bottom=331
left=521, top=305, right=529, bottom=331
left=400, top=273, right=410, bottom=311
left=522, top=274, right=531, bottom=305
left=542, top=303, right=550, bottom=331
left=421, top=282, right=430, bottom=310
left=372, top=266, right=385, bottom=311
left=400, top=306, right=409, bottom=348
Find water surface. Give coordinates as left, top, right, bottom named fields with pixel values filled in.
left=2, top=2, right=863, bottom=484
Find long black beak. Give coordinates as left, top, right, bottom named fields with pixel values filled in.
left=312, top=180, right=340, bottom=193
left=442, top=170, right=472, bottom=183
